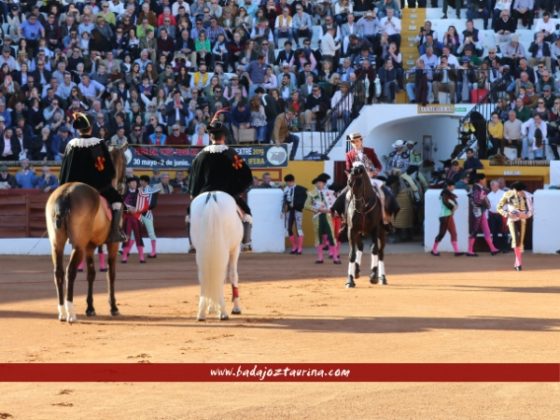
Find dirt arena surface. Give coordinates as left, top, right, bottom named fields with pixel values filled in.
left=0, top=249, right=559, bottom=419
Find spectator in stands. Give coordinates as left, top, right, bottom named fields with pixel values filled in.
left=357, top=11, right=380, bottom=51
left=35, top=165, right=59, bottom=192
left=275, top=7, right=293, bottom=45
left=0, top=165, right=17, bottom=189
left=502, top=35, right=527, bottom=67
left=492, top=0, right=514, bottom=27
left=467, top=0, right=491, bottom=30
left=167, top=125, right=188, bottom=146
left=528, top=33, right=552, bottom=70
left=0, top=125, right=18, bottom=161
left=159, top=172, right=174, bottom=194
left=488, top=112, right=505, bottom=155
left=461, top=20, right=483, bottom=57
left=303, top=85, right=328, bottom=131
left=378, top=58, right=399, bottom=103
left=442, top=0, right=462, bottom=19
left=230, top=100, right=252, bottom=144
left=330, top=82, right=353, bottom=130
left=493, top=9, right=517, bottom=51
left=406, top=58, right=430, bottom=105
left=432, top=55, right=457, bottom=104
left=149, top=126, right=167, bottom=146
left=292, top=4, right=313, bottom=48
left=522, top=113, right=548, bottom=159
left=534, top=12, right=555, bottom=43
left=515, top=97, right=532, bottom=122
left=512, top=0, right=534, bottom=29
left=504, top=109, right=523, bottom=158
left=380, top=8, right=401, bottom=48
left=249, top=94, right=268, bottom=144
left=273, top=110, right=300, bottom=160
left=15, top=159, right=36, bottom=188
left=171, top=170, right=189, bottom=193
left=536, top=70, right=556, bottom=95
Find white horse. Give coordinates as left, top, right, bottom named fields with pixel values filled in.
left=190, top=191, right=243, bottom=321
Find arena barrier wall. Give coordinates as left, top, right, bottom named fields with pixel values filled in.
left=424, top=189, right=469, bottom=253
left=248, top=189, right=285, bottom=253
left=532, top=189, right=560, bottom=254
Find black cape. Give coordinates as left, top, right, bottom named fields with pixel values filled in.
left=59, top=137, right=121, bottom=204
left=188, top=144, right=253, bottom=209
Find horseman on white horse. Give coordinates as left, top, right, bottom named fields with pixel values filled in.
left=187, top=118, right=253, bottom=320
left=188, top=120, right=253, bottom=243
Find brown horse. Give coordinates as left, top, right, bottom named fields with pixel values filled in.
left=45, top=145, right=127, bottom=323
left=345, top=163, right=387, bottom=288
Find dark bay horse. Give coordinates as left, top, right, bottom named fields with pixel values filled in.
left=45, top=145, right=126, bottom=323
left=345, top=164, right=387, bottom=288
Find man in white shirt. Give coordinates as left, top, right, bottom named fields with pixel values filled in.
left=522, top=114, right=547, bottom=159
left=504, top=109, right=523, bottom=158
left=487, top=180, right=507, bottom=250
left=379, top=8, right=401, bottom=47
left=330, top=82, right=353, bottom=130
left=534, top=11, right=555, bottom=42
left=320, top=27, right=340, bottom=62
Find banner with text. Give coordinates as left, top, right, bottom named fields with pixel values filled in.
left=128, top=145, right=289, bottom=169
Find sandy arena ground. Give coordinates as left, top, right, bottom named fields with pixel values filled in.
left=0, top=247, right=559, bottom=419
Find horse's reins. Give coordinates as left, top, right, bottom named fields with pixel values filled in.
left=349, top=173, right=378, bottom=232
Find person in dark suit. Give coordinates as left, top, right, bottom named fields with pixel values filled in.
left=0, top=126, right=20, bottom=161
left=283, top=174, right=308, bottom=254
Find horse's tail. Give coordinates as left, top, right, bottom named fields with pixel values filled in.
left=53, top=193, right=71, bottom=230
left=196, top=193, right=230, bottom=313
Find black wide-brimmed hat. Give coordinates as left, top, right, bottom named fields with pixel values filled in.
left=510, top=181, right=527, bottom=191
left=72, top=112, right=91, bottom=132
left=207, top=119, right=228, bottom=138
left=312, top=173, right=330, bottom=184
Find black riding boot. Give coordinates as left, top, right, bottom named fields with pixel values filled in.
left=107, top=206, right=127, bottom=243
left=242, top=221, right=252, bottom=251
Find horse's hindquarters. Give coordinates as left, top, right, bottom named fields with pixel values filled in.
left=191, top=192, right=242, bottom=319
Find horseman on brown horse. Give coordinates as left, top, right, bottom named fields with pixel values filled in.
left=45, top=113, right=127, bottom=323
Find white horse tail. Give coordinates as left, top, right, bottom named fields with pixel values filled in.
left=195, top=192, right=229, bottom=314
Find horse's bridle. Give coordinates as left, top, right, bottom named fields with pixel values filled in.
left=349, top=170, right=377, bottom=231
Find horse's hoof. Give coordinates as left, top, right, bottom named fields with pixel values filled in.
left=231, top=307, right=242, bottom=315
left=380, top=275, right=388, bottom=285
left=197, top=317, right=206, bottom=322
left=111, top=309, right=120, bottom=316
left=346, top=276, right=356, bottom=288
left=66, top=315, right=77, bottom=324
left=148, top=254, right=157, bottom=258
left=139, top=259, right=146, bottom=264
left=100, top=267, right=108, bottom=272
left=77, top=268, right=84, bottom=273
left=86, top=309, right=96, bottom=317
left=120, top=260, right=127, bottom=264
left=370, top=275, right=378, bottom=284
left=220, top=314, right=229, bottom=321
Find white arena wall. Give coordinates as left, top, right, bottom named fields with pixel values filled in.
left=532, top=190, right=560, bottom=254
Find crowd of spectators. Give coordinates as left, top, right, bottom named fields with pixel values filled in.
left=0, top=0, right=403, bottom=163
